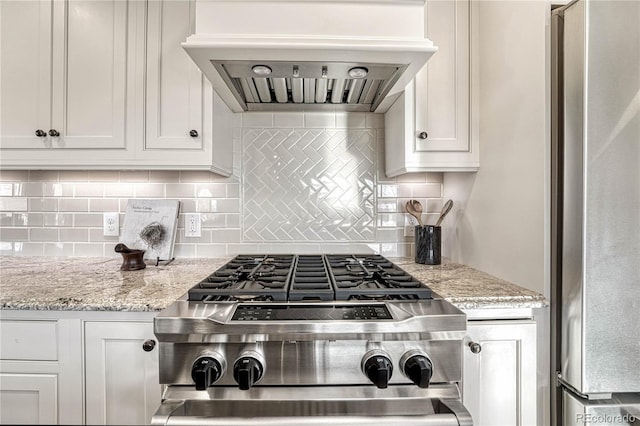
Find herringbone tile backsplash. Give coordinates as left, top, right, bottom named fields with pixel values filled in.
left=0, top=112, right=444, bottom=258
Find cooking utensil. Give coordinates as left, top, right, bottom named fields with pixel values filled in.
left=405, top=199, right=424, bottom=226
left=435, top=199, right=454, bottom=227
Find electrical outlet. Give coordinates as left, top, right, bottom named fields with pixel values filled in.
left=185, top=213, right=201, bottom=237
left=103, top=212, right=119, bottom=236
left=404, top=215, right=419, bottom=237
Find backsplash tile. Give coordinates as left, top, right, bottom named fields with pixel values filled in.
left=0, top=112, right=444, bottom=258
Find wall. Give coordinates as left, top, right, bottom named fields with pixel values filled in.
left=0, top=112, right=444, bottom=259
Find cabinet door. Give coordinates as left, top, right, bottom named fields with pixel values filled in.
left=84, top=321, right=160, bottom=426
left=463, top=320, right=537, bottom=426
left=416, top=0, right=470, bottom=153
left=0, top=0, right=53, bottom=149
left=144, top=0, right=213, bottom=166
left=51, top=0, right=130, bottom=149
left=0, top=373, right=58, bottom=425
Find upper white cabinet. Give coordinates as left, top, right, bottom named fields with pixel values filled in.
left=385, top=0, right=478, bottom=176
left=0, top=0, right=135, bottom=154
left=0, top=0, right=233, bottom=174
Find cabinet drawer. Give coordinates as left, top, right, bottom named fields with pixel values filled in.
left=0, top=320, right=58, bottom=361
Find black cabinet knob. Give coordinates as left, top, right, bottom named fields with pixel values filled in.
left=403, top=355, right=433, bottom=388
left=189, top=129, right=199, bottom=137
left=35, top=129, right=47, bottom=137
left=48, top=129, right=60, bottom=137
left=192, top=357, right=223, bottom=390
left=363, top=355, right=393, bottom=389
left=142, top=339, right=156, bottom=352
left=417, top=131, right=428, bottom=140
left=469, top=341, right=482, bottom=354
left=233, top=357, right=263, bottom=390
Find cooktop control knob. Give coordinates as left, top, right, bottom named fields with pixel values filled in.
left=191, top=356, right=223, bottom=390
left=400, top=350, right=433, bottom=388
left=362, top=351, right=393, bottom=389
left=233, top=357, right=264, bottom=390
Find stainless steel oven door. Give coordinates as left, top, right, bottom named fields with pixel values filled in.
left=151, top=384, right=473, bottom=425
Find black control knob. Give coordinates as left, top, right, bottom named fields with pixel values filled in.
left=233, top=357, right=263, bottom=390
left=191, top=357, right=223, bottom=390
left=363, top=355, right=393, bottom=389
left=403, top=355, right=433, bottom=388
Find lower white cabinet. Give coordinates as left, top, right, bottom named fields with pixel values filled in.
left=0, top=373, right=58, bottom=425
left=462, top=316, right=538, bottom=426
left=0, top=311, right=158, bottom=426
left=84, top=321, right=161, bottom=425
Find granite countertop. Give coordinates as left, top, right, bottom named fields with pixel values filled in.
left=0, top=256, right=546, bottom=312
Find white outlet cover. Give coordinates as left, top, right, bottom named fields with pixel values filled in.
left=404, top=215, right=418, bottom=237
left=185, top=213, right=201, bottom=238
left=103, top=212, right=120, bottom=237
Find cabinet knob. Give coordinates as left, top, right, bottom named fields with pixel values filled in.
left=468, top=341, right=482, bottom=354
left=48, top=129, right=60, bottom=137
left=417, top=131, right=428, bottom=140
left=142, top=339, right=156, bottom=352
left=35, top=129, right=47, bottom=137
left=189, top=130, right=199, bottom=138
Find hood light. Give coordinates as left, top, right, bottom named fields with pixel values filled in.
left=252, top=65, right=272, bottom=76
left=348, top=67, right=368, bottom=79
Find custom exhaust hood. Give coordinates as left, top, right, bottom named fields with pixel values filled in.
left=182, top=0, right=437, bottom=113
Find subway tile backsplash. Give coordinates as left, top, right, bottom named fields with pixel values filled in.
left=0, top=112, right=443, bottom=258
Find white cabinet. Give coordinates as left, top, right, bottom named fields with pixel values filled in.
left=463, top=318, right=538, bottom=426
left=84, top=321, right=160, bottom=425
left=385, top=0, right=478, bottom=176
left=0, top=0, right=138, bottom=157
left=0, top=318, right=83, bottom=424
left=0, top=312, right=159, bottom=426
left=140, top=0, right=232, bottom=175
left=0, top=373, right=58, bottom=425
left=0, top=0, right=233, bottom=174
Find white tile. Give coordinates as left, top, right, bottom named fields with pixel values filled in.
left=89, top=199, right=119, bottom=212
left=377, top=200, right=397, bottom=213
left=304, top=112, right=335, bottom=128
left=211, top=229, right=241, bottom=243
left=75, top=183, right=104, bottom=197
left=378, top=185, right=398, bottom=198
left=0, top=197, right=28, bottom=212
left=134, top=183, right=165, bottom=198
left=28, top=198, right=58, bottom=212
left=196, top=244, right=228, bottom=257
left=119, top=171, right=150, bottom=182
left=274, top=113, right=304, bottom=128
left=150, top=171, right=180, bottom=183
left=58, top=171, right=87, bottom=182
left=30, top=171, right=61, bottom=182
left=73, top=243, right=104, bottom=257
left=0, top=183, right=13, bottom=196
left=411, top=183, right=442, bottom=198
left=365, top=113, right=384, bottom=129
left=44, top=242, right=74, bottom=256
left=43, top=183, right=65, bottom=197
left=243, top=112, right=274, bottom=128
left=74, top=213, right=102, bottom=227
left=30, top=228, right=58, bottom=242
left=0, top=213, right=12, bottom=226
left=180, top=171, right=213, bottom=183
left=173, top=244, right=196, bottom=258
left=0, top=170, right=29, bottom=181
left=0, top=228, right=29, bottom=241
left=13, top=242, right=44, bottom=256
left=166, top=183, right=195, bottom=198
left=105, top=183, right=133, bottom=198
left=59, top=228, right=88, bottom=242
left=59, top=199, right=88, bottom=212
left=196, top=183, right=226, bottom=198
left=88, top=171, right=120, bottom=182
left=43, top=213, right=73, bottom=227
left=335, top=112, right=366, bottom=128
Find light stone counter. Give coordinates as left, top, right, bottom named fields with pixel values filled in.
left=0, top=256, right=546, bottom=312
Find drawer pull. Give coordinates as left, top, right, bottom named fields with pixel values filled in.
left=468, top=341, right=482, bottom=354
left=417, top=131, right=428, bottom=140
left=189, top=130, right=199, bottom=138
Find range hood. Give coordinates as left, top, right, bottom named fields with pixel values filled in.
left=182, top=1, right=437, bottom=113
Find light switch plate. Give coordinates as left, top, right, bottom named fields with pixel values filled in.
left=185, top=213, right=201, bottom=238
left=103, top=212, right=119, bottom=236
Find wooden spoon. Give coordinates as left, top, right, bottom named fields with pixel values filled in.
left=405, top=199, right=424, bottom=226
left=435, top=199, right=454, bottom=227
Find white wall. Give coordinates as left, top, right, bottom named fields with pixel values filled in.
left=443, top=0, right=549, bottom=297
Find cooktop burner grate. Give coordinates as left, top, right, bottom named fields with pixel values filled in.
left=188, top=254, right=431, bottom=302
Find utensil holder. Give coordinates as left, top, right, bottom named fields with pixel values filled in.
left=415, top=225, right=441, bottom=265
left=114, top=243, right=147, bottom=271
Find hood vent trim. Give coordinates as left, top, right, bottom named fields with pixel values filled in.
left=212, top=60, right=406, bottom=112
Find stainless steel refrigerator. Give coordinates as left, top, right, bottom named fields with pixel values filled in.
left=551, top=0, right=640, bottom=425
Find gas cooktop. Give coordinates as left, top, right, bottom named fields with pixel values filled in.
left=188, top=254, right=432, bottom=302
